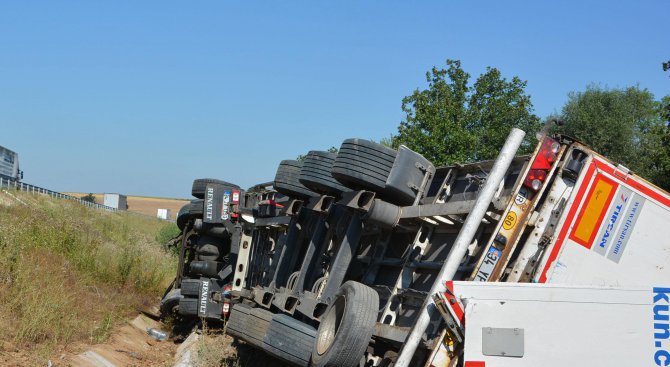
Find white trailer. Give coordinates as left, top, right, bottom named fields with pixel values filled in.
left=157, top=208, right=171, bottom=220
left=430, top=281, right=669, bottom=367
left=103, top=193, right=128, bottom=210
left=397, top=132, right=670, bottom=366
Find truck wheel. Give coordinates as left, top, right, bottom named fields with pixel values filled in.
left=274, top=160, right=318, bottom=199
left=176, top=203, right=191, bottom=230
left=226, top=305, right=273, bottom=348
left=192, top=178, right=240, bottom=199
left=188, top=199, right=204, bottom=217
left=299, top=151, right=349, bottom=196
left=225, top=303, right=252, bottom=339
left=159, top=285, right=183, bottom=320
left=331, top=139, right=397, bottom=194
left=263, top=314, right=317, bottom=367
left=177, top=297, right=198, bottom=316
left=311, top=281, right=379, bottom=367
left=180, top=279, right=201, bottom=296
left=334, top=140, right=433, bottom=205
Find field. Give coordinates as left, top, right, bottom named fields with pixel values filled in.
left=64, top=193, right=190, bottom=220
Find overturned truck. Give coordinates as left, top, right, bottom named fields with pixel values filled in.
left=172, top=127, right=670, bottom=366
left=160, top=178, right=245, bottom=324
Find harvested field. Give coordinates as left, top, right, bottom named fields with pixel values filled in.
left=64, top=193, right=190, bottom=220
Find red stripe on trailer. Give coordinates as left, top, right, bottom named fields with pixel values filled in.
left=539, top=156, right=670, bottom=283
left=539, top=162, right=597, bottom=283
left=592, top=157, right=670, bottom=207
left=464, top=362, right=485, bottom=367
left=444, top=281, right=464, bottom=324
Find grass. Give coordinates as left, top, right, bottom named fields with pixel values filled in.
left=0, top=190, right=176, bottom=361
left=194, top=322, right=291, bottom=367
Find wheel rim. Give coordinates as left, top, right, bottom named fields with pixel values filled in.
left=316, top=295, right=345, bottom=355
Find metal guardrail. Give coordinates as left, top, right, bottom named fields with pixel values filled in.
left=0, top=176, right=119, bottom=211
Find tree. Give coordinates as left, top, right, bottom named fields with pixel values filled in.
left=557, top=86, right=660, bottom=166
left=556, top=85, right=670, bottom=190
left=394, top=60, right=541, bottom=165
left=296, top=146, right=338, bottom=161
left=81, top=193, right=96, bottom=203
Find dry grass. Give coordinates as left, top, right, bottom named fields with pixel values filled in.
left=0, top=190, right=177, bottom=362
left=194, top=324, right=291, bottom=367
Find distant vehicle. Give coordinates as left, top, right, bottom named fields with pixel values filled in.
left=157, top=208, right=172, bottom=220
left=0, top=145, right=23, bottom=181
left=103, top=193, right=128, bottom=210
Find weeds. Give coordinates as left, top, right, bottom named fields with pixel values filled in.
left=0, top=191, right=176, bottom=360
left=156, top=222, right=181, bottom=245
left=91, top=312, right=115, bottom=343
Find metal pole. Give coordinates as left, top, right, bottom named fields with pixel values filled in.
left=393, top=128, right=525, bottom=367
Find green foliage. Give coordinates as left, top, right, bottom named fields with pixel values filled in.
left=296, top=146, right=339, bottom=161
left=81, top=193, right=96, bottom=203
left=377, top=135, right=394, bottom=148
left=157, top=222, right=182, bottom=256
left=394, top=60, right=541, bottom=165
left=557, top=85, right=659, bottom=164
left=555, top=85, right=670, bottom=190
left=156, top=222, right=181, bottom=245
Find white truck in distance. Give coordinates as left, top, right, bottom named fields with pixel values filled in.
left=0, top=145, right=22, bottom=181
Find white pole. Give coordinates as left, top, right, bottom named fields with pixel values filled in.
left=393, top=128, right=526, bottom=367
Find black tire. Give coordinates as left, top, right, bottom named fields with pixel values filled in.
left=226, top=305, right=274, bottom=347
left=311, top=281, right=379, bottom=367
left=299, top=151, right=349, bottom=196
left=176, top=203, right=191, bottom=231
left=192, top=178, right=240, bottom=199
left=180, top=279, right=201, bottom=297
left=178, top=297, right=198, bottom=316
left=331, top=165, right=387, bottom=192
left=189, top=199, right=204, bottom=217
left=159, top=286, right=182, bottom=320
left=340, top=138, right=397, bottom=158
left=337, top=147, right=396, bottom=167
left=332, top=139, right=398, bottom=194
left=274, top=160, right=318, bottom=199
left=332, top=159, right=391, bottom=183
left=332, top=153, right=393, bottom=176
left=263, top=314, right=316, bottom=367
left=225, top=303, right=252, bottom=339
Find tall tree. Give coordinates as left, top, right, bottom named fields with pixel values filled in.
left=637, top=95, right=670, bottom=190
left=394, top=60, right=541, bottom=165
left=557, top=85, right=670, bottom=190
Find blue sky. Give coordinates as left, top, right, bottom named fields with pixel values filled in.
left=1, top=1, right=667, bottom=198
